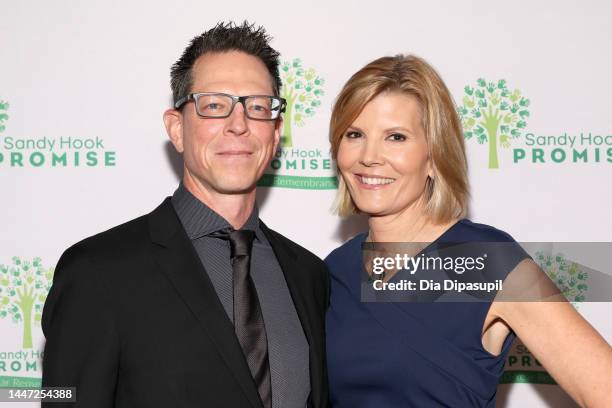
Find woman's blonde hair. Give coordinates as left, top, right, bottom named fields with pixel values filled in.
left=330, top=54, right=468, bottom=223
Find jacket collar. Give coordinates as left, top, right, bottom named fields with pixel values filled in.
left=148, top=198, right=323, bottom=408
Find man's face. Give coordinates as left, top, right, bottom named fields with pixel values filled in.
left=165, top=51, right=280, bottom=197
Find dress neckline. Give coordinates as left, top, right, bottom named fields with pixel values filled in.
left=358, top=219, right=466, bottom=284
left=359, top=218, right=466, bottom=247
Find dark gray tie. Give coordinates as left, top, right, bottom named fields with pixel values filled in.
left=211, top=228, right=272, bottom=408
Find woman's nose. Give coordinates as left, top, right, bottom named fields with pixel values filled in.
left=359, top=138, right=384, bottom=167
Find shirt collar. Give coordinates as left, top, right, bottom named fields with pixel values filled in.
left=171, top=183, right=261, bottom=241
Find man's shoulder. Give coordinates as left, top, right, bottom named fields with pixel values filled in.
left=76, top=216, right=146, bottom=252
left=60, top=198, right=171, bottom=266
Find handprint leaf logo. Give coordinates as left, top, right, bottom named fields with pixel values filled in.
left=279, top=59, right=324, bottom=147
left=535, top=252, right=588, bottom=303
left=0, top=100, right=9, bottom=133
left=458, top=79, right=529, bottom=169
left=0, top=257, right=54, bottom=348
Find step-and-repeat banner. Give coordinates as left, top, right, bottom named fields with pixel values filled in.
left=1, top=1, right=610, bottom=407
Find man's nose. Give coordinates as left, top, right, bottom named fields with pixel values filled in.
left=226, top=102, right=248, bottom=135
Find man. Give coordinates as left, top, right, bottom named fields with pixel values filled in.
left=42, top=21, right=329, bottom=408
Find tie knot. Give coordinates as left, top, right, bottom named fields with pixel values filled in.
left=210, top=228, right=255, bottom=258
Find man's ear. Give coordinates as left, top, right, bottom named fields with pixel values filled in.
left=163, top=108, right=184, bottom=153
left=273, top=116, right=283, bottom=152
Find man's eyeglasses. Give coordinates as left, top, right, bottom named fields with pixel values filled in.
left=174, top=92, right=286, bottom=121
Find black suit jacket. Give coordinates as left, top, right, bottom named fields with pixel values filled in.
left=42, top=198, right=329, bottom=408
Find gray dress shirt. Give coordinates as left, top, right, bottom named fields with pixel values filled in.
left=172, top=184, right=310, bottom=408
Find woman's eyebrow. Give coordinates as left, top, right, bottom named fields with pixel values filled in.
left=346, top=125, right=364, bottom=133
left=385, top=126, right=415, bottom=135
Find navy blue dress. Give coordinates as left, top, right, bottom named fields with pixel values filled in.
left=325, top=219, right=528, bottom=407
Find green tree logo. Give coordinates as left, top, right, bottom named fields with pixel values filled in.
left=0, top=100, right=9, bottom=133
left=535, top=252, right=588, bottom=303
left=0, top=257, right=54, bottom=349
left=458, top=79, right=530, bottom=169
left=279, top=58, right=324, bottom=147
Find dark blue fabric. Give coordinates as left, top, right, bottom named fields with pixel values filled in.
left=325, top=219, right=528, bottom=408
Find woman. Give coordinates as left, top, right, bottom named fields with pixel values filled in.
left=325, top=55, right=612, bottom=407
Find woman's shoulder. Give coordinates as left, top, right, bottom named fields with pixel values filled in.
left=449, top=219, right=530, bottom=279
left=445, top=219, right=518, bottom=243
left=324, top=232, right=367, bottom=268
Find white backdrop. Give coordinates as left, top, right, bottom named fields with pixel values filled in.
left=1, top=1, right=611, bottom=407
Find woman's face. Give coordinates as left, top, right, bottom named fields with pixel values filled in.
left=337, top=91, right=432, bottom=217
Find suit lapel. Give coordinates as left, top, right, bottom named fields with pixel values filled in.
left=148, top=198, right=263, bottom=408
left=260, top=223, right=323, bottom=408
